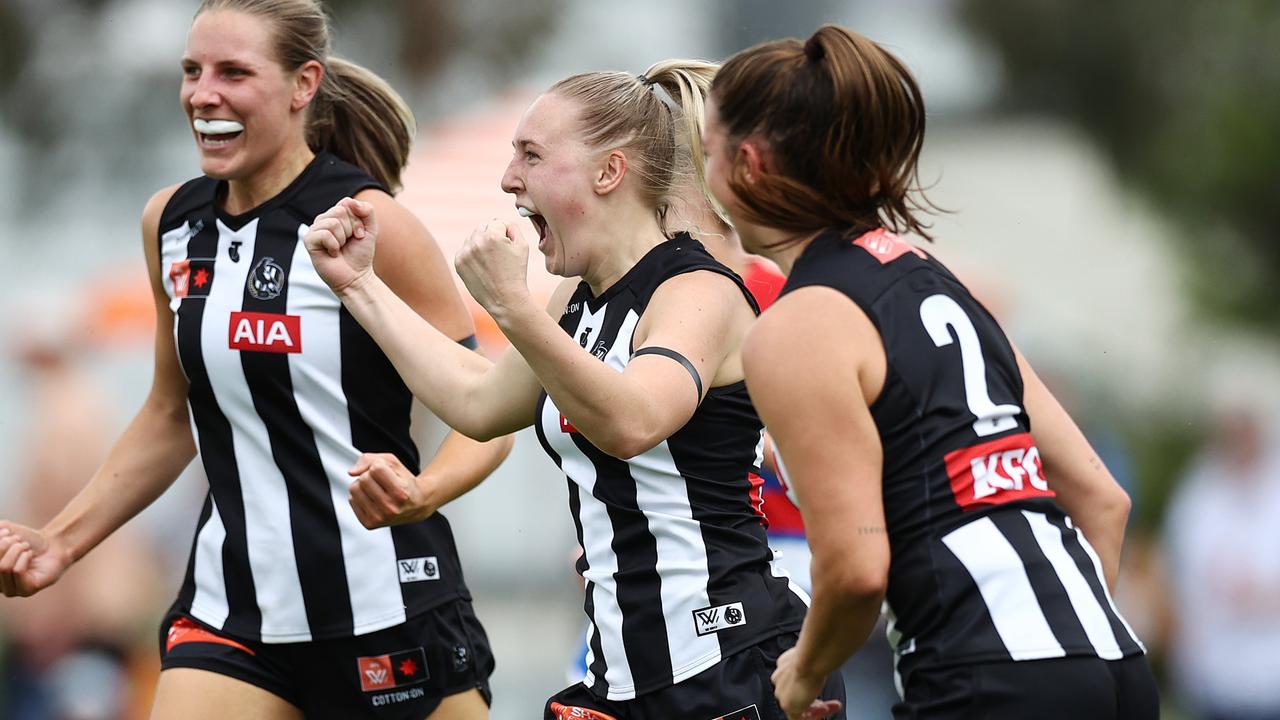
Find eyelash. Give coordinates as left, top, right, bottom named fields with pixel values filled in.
left=524, top=151, right=539, bottom=162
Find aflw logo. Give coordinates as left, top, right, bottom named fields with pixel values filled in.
left=692, top=601, right=747, bottom=636
left=228, top=312, right=302, bottom=354
left=397, top=556, right=440, bottom=583
left=365, top=665, right=388, bottom=686
left=945, top=432, right=1056, bottom=510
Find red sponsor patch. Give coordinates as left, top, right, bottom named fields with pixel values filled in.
left=228, top=311, right=302, bottom=354
left=357, top=647, right=428, bottom=693
left=549, top=703, right=619, bottom=720
left=748, top=471, right=767, bottom=525
left=560, top=413, right=578, bottom=433
left=945, top=432, right=1056, bottom=511
left=170, top=259, right=216, bottom=298
left=852, top=228, right=926, bottom=264
left=165, top=617, right=255, bottom=656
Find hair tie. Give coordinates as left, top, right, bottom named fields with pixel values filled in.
left=803, top=35, right=825, bottom=62
left=637, top=74, right=653, bottom=86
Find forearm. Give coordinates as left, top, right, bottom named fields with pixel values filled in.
left=417, top=430, right=514, bottom=513
left=793, top=568, right=884, bottom=679
left=42, top=400, right=195, bottom=563
left=1049, top=473, right=1130, bottom=589
left=492, top=301, right=656, bottom=455
left=340, top=275, right=496, bottom=435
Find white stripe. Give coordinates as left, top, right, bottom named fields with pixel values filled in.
left=629, top=438, right=722, bottom=683
left=286, top=227, right=405, bottom=634
left=941, top=516, right=1065, bottom=660
left=188, top=499, right=230, bottom=628
left=203, top=218, right=311, bottom=642
left=1065, top=516, right=1147, bottom=652
left=1023, top=511, right=1123, bottom=659
left=574, top=477, right=635, bottom=697
left=160, top=221, right=191, bottom=307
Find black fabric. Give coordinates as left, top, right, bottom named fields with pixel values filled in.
left=158, top=599, right=494, bottom=719
left=544, top=633, right=845, bottom=720
left=892, top=654, right=1158, bottom=719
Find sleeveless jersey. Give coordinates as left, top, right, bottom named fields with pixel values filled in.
left=535, top=236, right=809, bottom=701
left=158, top=152, right=471, bottom=643
left=778, top=228, right=1145, bottom=683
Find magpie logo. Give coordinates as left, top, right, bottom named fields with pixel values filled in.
left=247, top=256, right=285, bottom=300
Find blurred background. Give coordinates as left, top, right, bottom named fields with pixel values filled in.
left=1, top=0, right=1278, bottom=718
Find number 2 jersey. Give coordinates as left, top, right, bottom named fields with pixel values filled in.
left=777, top=227, right=1145, bottom=685
left=536, top=236, right=810, bottom=701
left=157, top=152, right=472, bottom=643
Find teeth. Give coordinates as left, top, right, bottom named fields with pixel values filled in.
left=194, top=118, right=244, bottom=134
left=517, top=207, right=534, bottom=217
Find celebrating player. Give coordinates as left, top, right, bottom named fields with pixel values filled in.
left=304, top=59, right=843, bottom=719
left=702, top=24, right=1159, bottom=720
left=0, top=1, right=509, bottom=718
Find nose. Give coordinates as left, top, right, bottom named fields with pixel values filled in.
left=500, top=155, right=522, bottom=195
left=186, top=73, right=221, bottom=110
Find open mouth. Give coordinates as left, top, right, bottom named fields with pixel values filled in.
left=193, top=118, right=244, bottom=148
left=518, top=206, right=549, bottom=248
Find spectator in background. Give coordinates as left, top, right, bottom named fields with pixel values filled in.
left=1163, top=404, right=1280, bottom=720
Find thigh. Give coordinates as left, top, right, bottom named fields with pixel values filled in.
left=150, top=668, right=302, bottom=720
left=1108, top=654, right=1159, bottom=720
left=427, top=688, right=490, bottom=720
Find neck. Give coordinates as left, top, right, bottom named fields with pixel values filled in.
left=748, top=226, right=825, bottom=276
left=223, top=141, right=316, bottom=216
left=579, top=197, right=669, bottom=296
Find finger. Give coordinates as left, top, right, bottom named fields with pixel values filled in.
left=356, top=471, right=401, bottom=516
left=348, top=488, right=379, bottom=529
left=367, top=464, right=410, bottom=503
left=349, top=452, right=379, bottom=476
left=13, top=548, right=32, bottom=575
left=503, top=221, right=521, bottom=243
left=0, top=540, right=29, bottom=572
left=803, top=699, right=843, bottom=720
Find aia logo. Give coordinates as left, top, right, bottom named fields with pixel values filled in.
left=247, top=256, right=285, bottom=300
left=169, top=259, right=215, bottom=298
left=852, top=228, right=926, bottom=264
left=396, top=555, right=440, bottom=583
left=357, top=648, right=428, bottom=692
left=945, top=432, right=1056, bottom=511
left=228, top=312, right=302, bottom=354
left=692, top=601, right=747, bottom=636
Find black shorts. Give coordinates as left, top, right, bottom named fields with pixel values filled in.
left=893, top=653, right=1158, bottom=720
left=545, top=632, right=846, bottom=720
left=158, top=600, right=494, bottom=719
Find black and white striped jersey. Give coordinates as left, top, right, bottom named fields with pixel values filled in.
left=158, top=153, right=470, bottom=644
left=535, top=236, right=809, bottom=701
left=778, top=228, right=1145, bottom=684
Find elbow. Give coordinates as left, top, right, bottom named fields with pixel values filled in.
left=593, top=425, right=663, bottom=460
left=813, top=549, right=889, bottom=605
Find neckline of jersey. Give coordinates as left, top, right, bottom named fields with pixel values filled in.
left=581, top=232, right=701, bottom=313
left=212, top=151, right=330, bottom=231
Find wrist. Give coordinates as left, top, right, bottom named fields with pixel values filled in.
left=39, top=524, right=81, bottom=566
left=335, top=269, right=379, bottom=301
left=409, top=472, right=441, bottom=522
left=487, top=294, right=538, bottom=329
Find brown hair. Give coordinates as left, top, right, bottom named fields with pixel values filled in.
left=195, top=0, right=414, bottom=193
left=710, top=24, right=933, bottom=242
left=550, top=59, right=720, bottom=234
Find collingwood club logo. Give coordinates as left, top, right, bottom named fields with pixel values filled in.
left=692, top=601, right=747, bottom=636
left=397, top=556, right=440, bottom=583
left=247, top=256, right=285, bottom=300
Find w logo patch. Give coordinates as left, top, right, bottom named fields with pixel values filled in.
left=692, top=601, right=747, bottom=636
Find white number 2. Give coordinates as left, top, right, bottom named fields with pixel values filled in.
left=919, top=294, right=1021, bottom=437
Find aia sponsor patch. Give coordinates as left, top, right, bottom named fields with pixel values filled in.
left=228, top=311, right=302, bottom=354
left=357, top=647, right=428, bottom=692
left=711, top=705, right=762, bottom=720
left=169, top=259, right=215, bottom=298
left=946, top=431, right=1056, bottom=511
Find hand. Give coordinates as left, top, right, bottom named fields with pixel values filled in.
left=304, top=197, right=379, bottom=295
left=455, top=220, right=533, bottom=320
left=0, top=522, right=73, bottom=597
left=347, top=453, right=436, bottom=529
left=772, top=647, right=843, bottom=720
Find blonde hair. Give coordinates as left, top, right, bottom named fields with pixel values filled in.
left=195, top=0, right=415, bottom=193
left=550, top=59, right=720, bottom=234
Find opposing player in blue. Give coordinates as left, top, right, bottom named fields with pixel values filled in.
left=701, top=24, right=1159, bottom=720
left=0, top=1, right=508, bottom=718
